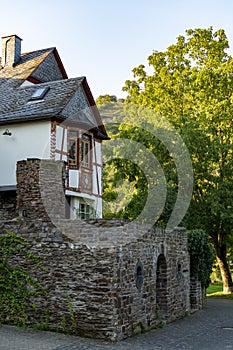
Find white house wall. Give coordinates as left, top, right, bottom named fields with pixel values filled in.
left=93, top=140, right=102, bottom=164
left=95, top=197, right=102, bottom=218
left=92, top=166, right=102, bottom=196
left=55, top=125, right=67, bottom=161
left=69, top=169, right=79, bottom=189
left=0, top=120, right=104, bottom=218
left=0, top=121, right=51, bottom=186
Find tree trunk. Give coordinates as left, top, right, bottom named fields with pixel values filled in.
left=216, top=246, right=233, bottom=294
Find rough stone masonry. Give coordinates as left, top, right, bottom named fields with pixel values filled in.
left=0, top=158, right=204, bottom=341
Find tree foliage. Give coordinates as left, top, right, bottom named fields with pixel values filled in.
left=96, top=94, right=118, bottom=105
left=120, top=27, right=233, bottom=291
left=102, top=120, right=178, bottom=225
left=96, top=95, right=126, bottom=136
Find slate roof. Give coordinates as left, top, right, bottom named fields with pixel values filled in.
left=0, top=77, right=83, bottom=123
left=0, top=45, right=108, bottom=139
left=0, top=48, right=64, bottom=83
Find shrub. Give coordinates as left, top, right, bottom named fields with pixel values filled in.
left=188, top=229, right=215, bottom=288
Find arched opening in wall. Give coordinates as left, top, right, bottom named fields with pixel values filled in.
left=156, top=254, right=168, bottom=320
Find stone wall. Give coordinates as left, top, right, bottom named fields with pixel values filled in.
left=1, top=217, right=190, bottom=341
left=16, top=158, right=66, bottom=222
left=0, top=158, right=203, bottom=341
left=0, top=190, right=16, bottom=220
left=190, top=276, right=206, bottom=312
left=19, top=240, right=119, bottom=340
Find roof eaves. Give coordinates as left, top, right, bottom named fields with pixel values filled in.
left=52, top=48, right=68, bottom=79
left=0, top=106, right=64, bottom=124
left=81, top=77, right=109, bottom=139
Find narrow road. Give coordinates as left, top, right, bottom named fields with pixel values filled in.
left=0, top=298, right=233, bottom=350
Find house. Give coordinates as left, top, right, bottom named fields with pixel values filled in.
left=0, top=34, right=108, bottom=220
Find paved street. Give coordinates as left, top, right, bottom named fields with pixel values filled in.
left=0, top=298, right=233, bottom=350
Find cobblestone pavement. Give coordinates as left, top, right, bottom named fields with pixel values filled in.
left=0, top=298, right=233, bottom=350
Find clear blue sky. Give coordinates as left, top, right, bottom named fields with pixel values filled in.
left=0, top=0, right=233, bottom=99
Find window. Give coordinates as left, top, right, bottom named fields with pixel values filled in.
left=29, top=86, right=50, bottom=101
left=68, top=139, right=77, bottom=165
left=67, top=131, right=92, bottom=168
left=78, top=203, right=94, bottom=219
left=81, top=134, right=91, bottom=167
left=67, top=131, right=78, bottom=166
left=77, top=200, right=96, bottom=220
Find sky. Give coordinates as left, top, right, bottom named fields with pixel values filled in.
left=0, top=0, right=233, bottom=99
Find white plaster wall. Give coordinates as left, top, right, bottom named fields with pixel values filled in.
left=55, top=125, right=67, bottom=161
left=0, top=121, right=51, bottom=186
left=70, top=196, right=80, bottom=220
left=92, top=140, right=102, bottom=198
left=92, top=165, right=102, bottom=196
left=93, top=140, right=102, bottom=164
left=69, top=169, right=79, bottom=188
left=56, top=125, right=63, bottom=151
left=95, top=196, right=102, bottom=218
left=92, top=167, right=98, bottom=195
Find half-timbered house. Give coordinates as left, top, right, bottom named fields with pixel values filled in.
left=0, top=34, right=108, bottom=219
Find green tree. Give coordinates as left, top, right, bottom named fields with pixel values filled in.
left=96, top=94, right=117, bottom=105
left=102, top=121, right=178, bottom=224
left=96, top=94, right=125, bottom=135
left=122, top=27, right=233, bottom=293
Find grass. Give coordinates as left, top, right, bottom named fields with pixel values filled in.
left=207, top=281, right=223, bottom=294
left=206, top=281, right=233, bottom=299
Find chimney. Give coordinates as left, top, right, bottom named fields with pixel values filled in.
left=1, top=35, right=22, bottom=68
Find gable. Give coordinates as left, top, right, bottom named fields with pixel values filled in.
left=61, top=80, right=109, bottom=140
left=0, top=47, right=67, bottom=86
left=61, top=84, right=98, bottom=129
left=30, top=49, right=67, bottom=83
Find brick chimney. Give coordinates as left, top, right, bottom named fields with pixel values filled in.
left=1, top=34, right=22, bottom=67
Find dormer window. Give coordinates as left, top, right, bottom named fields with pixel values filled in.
left=29, top=86, right=50, bottom=101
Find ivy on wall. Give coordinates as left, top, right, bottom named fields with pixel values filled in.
left=0, top=232, right=45, bottom=325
